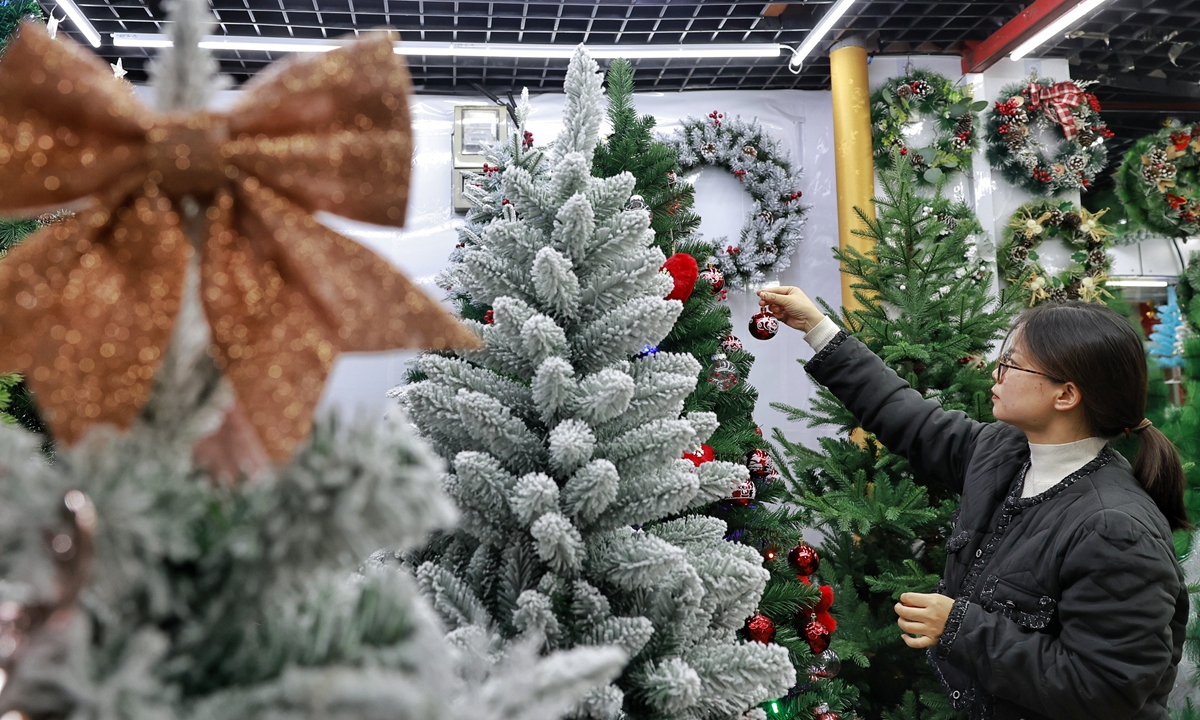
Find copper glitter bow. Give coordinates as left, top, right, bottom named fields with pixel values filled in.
left=0, top=23, right=479, bottom=459
left=1025, top=81, right=1084, bottom=140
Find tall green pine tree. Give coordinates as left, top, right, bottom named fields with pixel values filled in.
left=772, top=154, right=1021, bottom=720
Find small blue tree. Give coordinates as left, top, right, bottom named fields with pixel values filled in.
left=1149, top=286, right=1187, bottom=369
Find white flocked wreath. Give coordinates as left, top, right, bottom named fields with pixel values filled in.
left=669, top=112, right=807, bottom=290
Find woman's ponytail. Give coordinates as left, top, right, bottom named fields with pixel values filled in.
left=1133, top=424, right=1192, bottom=531
left=1018, top=301, right=1192, bottom=531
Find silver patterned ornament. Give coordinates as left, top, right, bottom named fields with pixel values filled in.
left=627, top=194, right=646, bottom=210
left=807, top=648, right=842, bottom=681
left=707, top=353, right=739, bottom=390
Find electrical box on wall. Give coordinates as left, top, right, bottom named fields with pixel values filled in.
left=452, top=104, right=507, bottom=213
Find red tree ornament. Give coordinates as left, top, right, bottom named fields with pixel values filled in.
left=661, top=253, right=699, bottom=301
left=720, top=334, right=744, bottom=352
left=802, top=584, right=838, bottom=633
left=683, top=444, right=715, bottom=467
left=748, top=309, right=779, bottom=340
left=804, top=618, right=832, bottom=654
left=744, top=614, right=776, bottom=644
left=730, top=477, right=756, bottom=506
left=788, top=542, right=820, bottom=577
left=745, top=448, right=773, bottom=478
left=813, top=703, right=841, bottom=720
left=699, top=264, right=725, bottom=295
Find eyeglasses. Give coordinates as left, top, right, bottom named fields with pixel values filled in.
left=996, top=353, right=1065, bottom=384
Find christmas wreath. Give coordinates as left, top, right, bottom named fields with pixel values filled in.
left=998, top=200, right=1115, bottom=306
left=870, top=68, right=988, bottom=186
left=1115, top=123, right=1200, bottom=238
left=670, top=112, right=807, bottom=290
left=984, top=75, right=1112, bottom=195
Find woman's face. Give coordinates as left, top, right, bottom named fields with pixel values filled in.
left=990, top=338, right=1066, bottom=431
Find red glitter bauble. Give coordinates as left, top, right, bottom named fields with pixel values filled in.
left=745, top=448, right=773, bottom=478
left=748, top=310, right=779, bottom=340
left=788, top=542, right=820, bottom=577
left=804, top=619, right=832, bottom=654
left=744, top=614, right=776, bottom=644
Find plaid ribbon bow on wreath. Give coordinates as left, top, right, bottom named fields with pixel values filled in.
left=1025, top=81, right=1085, bottom=140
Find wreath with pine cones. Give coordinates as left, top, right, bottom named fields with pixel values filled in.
left=1115, top=123, right=1200, bottom=238
left=984, top=74, right=1112, bottom=195
left=870, top=68, right=988, bottom=186
left=670, top=112, right=807, bottom=290
left=998, top=200, right=1115, bottom=306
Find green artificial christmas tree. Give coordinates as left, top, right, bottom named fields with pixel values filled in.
left=0, top=0, right=50, bottom=433
left=772, top=153, right=1021, bottom=720
left=402, top=48, right=795, bottom=720
left=590, top=58, right=837, bottom=719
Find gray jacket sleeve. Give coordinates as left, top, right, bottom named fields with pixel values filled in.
left=805, top=330, right=985, bottom=495
left=942, top=509, right=1181, bottom=719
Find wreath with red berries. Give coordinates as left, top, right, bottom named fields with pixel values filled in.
left=870, top=68, right=988, bottom=186
left=1115, top=124, right=1200, bottom=238
left=984, top=74, right=1112, bottom=196
left=670, top=112, right=808, bottom=290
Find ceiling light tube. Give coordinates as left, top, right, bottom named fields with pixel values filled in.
left=787, top=0, right=857, bottom=73
left=1106, top=277, right=1172, bottom=288
left=55, top=0, right=101, bottom=47
left=111, top=33, right=785, bottom=60
left=1009, top=0, right=1114, bottom=60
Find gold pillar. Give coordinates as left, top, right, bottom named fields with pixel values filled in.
left=829, top=37, right=876, bottom=314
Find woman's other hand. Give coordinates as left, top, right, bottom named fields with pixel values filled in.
left=756, top=286, right=825, bottom=333
left=894, top=592, right=954, bottom=649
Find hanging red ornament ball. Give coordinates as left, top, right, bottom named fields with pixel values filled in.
left=721, top=334, right=744, bottom=352
left=661, top=253, right=699, bottom=302
left=805, top=584, right=837, bottom=633
left=683, top=444, right=715, bottom=467
left=483, top=309, right=495, bottom=324
left=745, top=448, right=773, bottom=478
left=813, top=702, right=842, bottom=720
left=761, top=468, right=781, bottom=485
left=755, top=426, right=763, bottom=436
left=804, top=618, right=832, bottom=654
left=699, top=264, right=725, bottom=294
left=788, top=542, right=820, bottom=577
left=748, top=309, right=779, bottom=340
left=744, top=614, right=777, bottom=644
left=730, top=477, right=756, bottom=506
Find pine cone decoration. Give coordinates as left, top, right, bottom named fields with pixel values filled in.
left=1149, top=149, right=1170, bottom=166
left=896, top=84, right=913, bottom=99
left=758, top=210, right=774, bottom=224
left=1066, top=155, right=1087, bottom=172
left=1161, top=163, right=1179, bottom=180
left=1006, top=134, right=1025, bottom=152
left=742, top=144, right=759, bottom=159
left=1010, top=108, right=1029, bottom=124
left=1048, top=209, right=1065, bottom=224
left=1077, top=128, right=1097, bottom=147
left=936, top=212, right=959, bottom=233
left=955, top=114, right=973, bottom=134
left=1048, top=286, right=1069, bottom=303
left=911, top=79, right=931, bottom=97
left=1143, top=164, right=1163, bottom=182
left=951, top=136, right=969, bottom=151
left=701, top=141, right=718, bottom=156
left=1067, top=279, right=1083, bottom=299
left=1087, top=248, right=1107, bottom=267
left=1010, top=245, right=1030, bottom=263
left=909, top=153, right=927, bottom=168
left=1061, top=212, right=1082, bottom=231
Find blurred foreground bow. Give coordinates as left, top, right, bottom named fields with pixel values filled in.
left=0, top=22, right=478, bottom=458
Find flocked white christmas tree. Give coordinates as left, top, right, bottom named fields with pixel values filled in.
left=399, top=47, right=794, bottom=720
left=0, top=1, right=625, bottom=717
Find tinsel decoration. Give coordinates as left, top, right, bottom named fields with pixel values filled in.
left=670, top=114, right=807, bottom=290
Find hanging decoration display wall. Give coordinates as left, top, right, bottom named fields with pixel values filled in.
left=998, top=200, right=1115, bottom=306
left=984, top=74, right=1112, bottom=195
left=870, top=68, right=988, bottom=186
left=1115, top=124, right=1200, bottom=238
left=670, top=112, right=807, bottom=291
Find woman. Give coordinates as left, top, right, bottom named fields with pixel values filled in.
left=758, top=286, right=1189, bottom=720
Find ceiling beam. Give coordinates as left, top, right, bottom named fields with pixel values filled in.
left=960, top=0, right=1087, bottom=74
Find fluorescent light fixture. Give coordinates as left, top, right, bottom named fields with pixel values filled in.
left=788, top=0, right=857, bottom=73
left=1106, top=277, right=1172, bottom=288
left=56, top=0, right=101, bottom=47
left=112, top=33, right=784, bottom=60
left=1009, top=0, right=1114, bottom=60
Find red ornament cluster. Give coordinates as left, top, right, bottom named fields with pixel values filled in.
left=482, top=163, right=498, bottom=176
left=522, top=130, right=534, bottom=149
left=483, top=309, right=495, bottom=324
left=708, top=110, right=724, bottom=127
left=733, top=169, right=747, bottom=181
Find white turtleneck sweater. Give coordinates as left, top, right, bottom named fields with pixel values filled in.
left=802, top=316, right=1107, bottom=498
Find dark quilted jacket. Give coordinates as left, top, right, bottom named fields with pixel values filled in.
left=805, top=330, right=1187, bottom=720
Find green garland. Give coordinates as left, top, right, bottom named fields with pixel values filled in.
left=870, top=68, right=987, bottom=186
left=998, top=199, right=1115, bottom=306
left=1115, top=124, right=1200, bottom=238
left=984, top=75, right=1111, bottom=196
